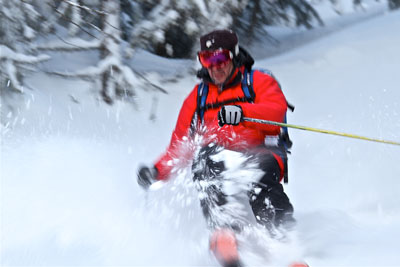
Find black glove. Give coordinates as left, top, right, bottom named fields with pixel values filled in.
left=137, top=166, right=158, bottom=190
left=218, top=105, right=243, bottom=127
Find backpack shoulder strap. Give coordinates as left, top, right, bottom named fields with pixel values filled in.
left=241, top=68, right=255, bottom=102
left=196, top=82, right=209, bottom=122
left=197, top=68, right=257, bottom=121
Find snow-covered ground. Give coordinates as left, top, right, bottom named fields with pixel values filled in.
left=2, top=7, right=400, bottom=267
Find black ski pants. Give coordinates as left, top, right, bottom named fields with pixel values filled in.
left=192, top=144, right=294, bottom=230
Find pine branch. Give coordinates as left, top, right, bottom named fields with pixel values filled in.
left=34, top=37, right=100, bottom=51
left=132, top=70, right=168, bottom=94
left=47, top=1, right=100, bottom=40
left=60, top=0, right=122, bottom=32
left=43, top=69, right=97, bottom=81
left=62, top=0, right=107, bottom=15
left=0, top=45, right=50, bottom=63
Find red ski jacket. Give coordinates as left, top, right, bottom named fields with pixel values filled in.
left=154, top=68, right=287, bottom=180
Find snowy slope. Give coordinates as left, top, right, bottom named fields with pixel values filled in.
left=261, top=10, right=400, bottom=266
left=2, top=9, right=400, bottom=267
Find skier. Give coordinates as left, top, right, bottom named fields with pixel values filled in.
left=137, top=29, right=294, bottom=267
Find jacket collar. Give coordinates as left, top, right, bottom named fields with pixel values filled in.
left=197, top=67, right=243, bottom=91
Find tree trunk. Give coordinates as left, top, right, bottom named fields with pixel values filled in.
left=100, top=0, right=121, bottom=104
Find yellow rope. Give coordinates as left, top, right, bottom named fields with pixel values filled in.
left=243, top=117, right=400, bottom=146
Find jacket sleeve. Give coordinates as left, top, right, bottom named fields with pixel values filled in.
left=240, top=70, right=287, bottom=135
left=154, top=86, right=198, bottom=180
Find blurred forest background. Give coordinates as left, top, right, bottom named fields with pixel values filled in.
left=1, top=0, right=399, bottom=108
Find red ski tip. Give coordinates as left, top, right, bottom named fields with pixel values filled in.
left=289, top=262, right=309, bottom=267
left=210, top=228, right=240, bottom=266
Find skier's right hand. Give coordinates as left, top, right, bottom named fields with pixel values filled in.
left=218, top=105, right=243, bottom=127
left=137, top=165, right=158, bottom=190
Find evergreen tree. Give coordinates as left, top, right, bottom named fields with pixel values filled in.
left=388, top=0, right=400, bottom=9
left=52, top=0, right=84, bottom=35
left=130, top=0, right=248, bottom=58
left=39, top=0, right=155, bottom=105
left=129, top=0, right=327, bottom=58
left=98, top=0, right=138, bottom=104
left=233, top=0, right=323, bottom=45
left=0, top=0, right=49, bottom=94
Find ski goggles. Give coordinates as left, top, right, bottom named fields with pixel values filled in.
left=198, top=49, right=233, bottom=68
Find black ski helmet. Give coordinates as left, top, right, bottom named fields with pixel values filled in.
left=200, top=29, right=239, bottom=58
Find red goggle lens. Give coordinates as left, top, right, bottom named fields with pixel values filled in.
left=198, top=49, right=232, bottom=68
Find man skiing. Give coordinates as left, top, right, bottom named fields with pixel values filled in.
left=137, top=29, right=294, bottom=267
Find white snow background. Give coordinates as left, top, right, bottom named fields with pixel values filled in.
left=1, top=5, right=400, bottom=267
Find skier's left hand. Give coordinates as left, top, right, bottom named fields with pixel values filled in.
left=218, top=105, right=243, bottom=127
left=137, top=165, right=158, bottom=190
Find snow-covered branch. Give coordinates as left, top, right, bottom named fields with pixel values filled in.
left=34, top=38, right=101, bottom=51
left=61, top=0, right=107, bottom=15
left=40, top=0, right=147, bottom=104
left=0, top=45, right=50, bottom=63
left=0, top=45, right=49, bottom=93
